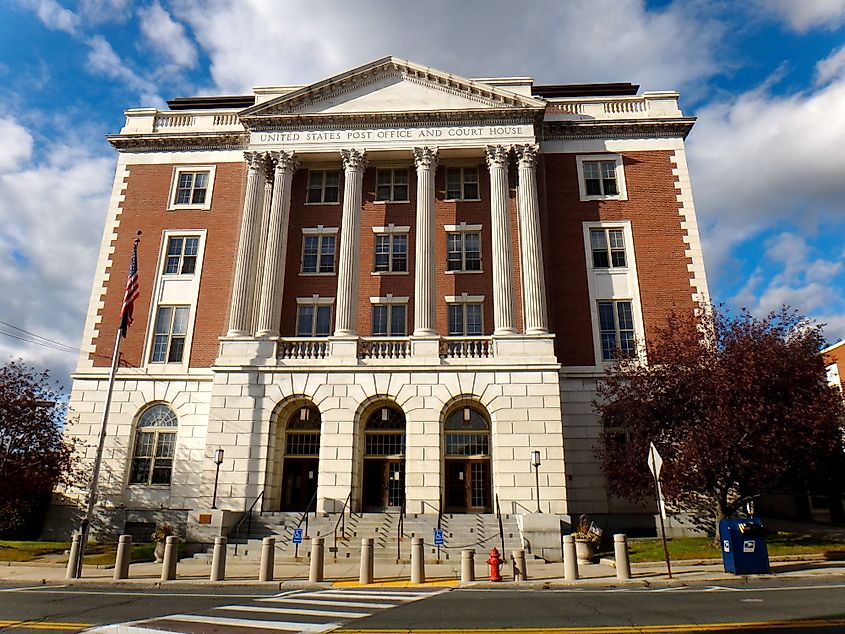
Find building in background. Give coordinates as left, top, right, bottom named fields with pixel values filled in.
left=46, top=57, right=708, bottom=540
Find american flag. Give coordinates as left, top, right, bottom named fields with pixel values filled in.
left=119, top=233, right=141, bottom=337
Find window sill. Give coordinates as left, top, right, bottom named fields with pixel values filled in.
left=299, top=272, right=337, bottom=276
left=372, top=200, right=411, bottom=205
left=168, top=205, right=211, bottom=211
left=371, top=271, right=409, bottom=276
left=304, top=201, right=341, bottom=206
left=579, top=195, right=627, bottom=202
left=443, top=198, right=482, bottom=203
left=126, top=483, right=172, bottom=489
left=593, top=267, right=629, bottom=273
left=445, top=269, right=484, bottom=275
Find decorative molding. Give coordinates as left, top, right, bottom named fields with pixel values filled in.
left=245, top=110, right=540, bottom=132
left=340, top=148, right=368, bottom=171
left=107, top=132, right=248, bottom=152
left=485, top=144, right=510, bottom=169
left=543, top=119, right=695, bottom=140
left=270, top=149, right=299, bottom=174
left=244, top=150, right=265, bottom=171
left=412, top=146, right=439, bottom=170
left=514, top=143, right=540, bottom=168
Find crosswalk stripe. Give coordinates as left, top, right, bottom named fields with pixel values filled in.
left=310, top=590, right=434, bottom=601
left=156, top=614, right=338, bottom=632
left=258, top=597, right=396, bottom=609
left=217, top=604, right=368, bottom=619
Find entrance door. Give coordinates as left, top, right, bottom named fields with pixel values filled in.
left=445, top=459, right=491, bottom=513
left=281, top=458, right=319, bottom=511
left=362, top=459, right=405, bottom=511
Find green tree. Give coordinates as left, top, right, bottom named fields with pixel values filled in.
left=596, top=305, right=845, bottom=537
left=0, top=361, right=76, bottom=536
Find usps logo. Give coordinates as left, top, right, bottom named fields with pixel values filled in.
left=722, top=540, right=730, bottom=552
left=743, top=540, right=755, bottom=553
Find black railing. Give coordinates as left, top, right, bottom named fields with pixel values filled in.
left=232, top=490, right=264, bottom=556
left=293, top=489, right=318, bottom=558
left=331, top=492, right=352, bottom=561
left=396, top=500, right=406, bottom=561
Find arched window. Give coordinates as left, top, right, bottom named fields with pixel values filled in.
left=129, top=404, right=178, bottom=485
left=444, top=406, right=489, bottom=456
left=364, top=406, right=405, bottom=456
left=285, top=405, right=321, bottom=456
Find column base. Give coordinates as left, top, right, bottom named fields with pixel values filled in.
left=410, top=336, right=441, bottom=360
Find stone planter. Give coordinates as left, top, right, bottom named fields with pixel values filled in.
left=574, top=538, right=595, bottom=564
left=154, top=541, right=165, bottom=563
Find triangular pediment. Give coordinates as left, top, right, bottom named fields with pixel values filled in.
left=240, top=57, right=545, bottom=121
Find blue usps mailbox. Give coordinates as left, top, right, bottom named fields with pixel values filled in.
left=433, top=528, right=445, bottom=546
left=292, top=528, right=303, bottom=545
left=719, top=518, right=770, bottom=574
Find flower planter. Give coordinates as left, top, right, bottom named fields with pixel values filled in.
left=574, top=538, right=595, bottom=564
left=154, top=541, right=165, bottom=563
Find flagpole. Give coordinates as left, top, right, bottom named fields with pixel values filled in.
left=72, top=231, right=140, bottom=579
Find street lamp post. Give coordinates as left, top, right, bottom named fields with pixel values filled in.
left=532, top=450, right=542, bottom=513
left=212, top=448, right=225, bottom=509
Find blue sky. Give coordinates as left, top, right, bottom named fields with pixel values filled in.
left=1, top=0, right=845, bottom=389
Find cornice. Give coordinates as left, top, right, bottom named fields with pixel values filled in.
left=543, top=118, right=696, bottom=140
left=107, top=131, right=249, bottom=152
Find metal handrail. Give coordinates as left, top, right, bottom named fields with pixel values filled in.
left=293, top=489, right=319, bottom=558
left=331, top=492, right=352, bottom=560
left=232, top=490, right=264, bottom=556
left=397, top=500, right=406, bottom=561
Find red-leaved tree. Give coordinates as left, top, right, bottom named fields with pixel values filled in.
left=596, top=305, right=845, bottom=537
left=0, top=361, right=77, bottom=536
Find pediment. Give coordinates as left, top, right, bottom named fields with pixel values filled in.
left=240, top=57, right=545, bottom=122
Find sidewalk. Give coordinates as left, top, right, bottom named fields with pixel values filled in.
left=1, top=554, right=843, bottom=589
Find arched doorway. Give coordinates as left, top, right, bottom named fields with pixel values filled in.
left=444, top=404, right=492, bottom=513
left=280, top=404, right=321, bottom=511
left=362, top=404, right=406, bottom=511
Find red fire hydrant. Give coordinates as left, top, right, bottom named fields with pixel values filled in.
left=487, top=547, right=503, bottom=582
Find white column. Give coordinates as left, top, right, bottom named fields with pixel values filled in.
left=251, top=161, right=274, bottom=333
left=256, top=150, right=299, bottom=337
left=333, top=149, right=367, bottom=337
left=412, top=147, right=438, bottom=336
left=486, top=144, right=517, bottom=335
left=515, top=143, right=549, bottom=334
left=227, top=151, right=266, bottom=336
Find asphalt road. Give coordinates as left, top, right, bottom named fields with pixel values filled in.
left=1, top=578, right=845, bottom=633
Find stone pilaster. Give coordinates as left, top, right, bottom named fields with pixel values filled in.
left=486, top=144, right=517, bottom=335
left=515, top=143, right=548, bottom=334
left=227, top=151, right=266, bottom=336
left=333, top=149, right=367, bottom=338
left=412, top=147, right=439, bottom=337
left=256, top=150, right=299, bottom=337
left=251, top=158, right=275, bottom=333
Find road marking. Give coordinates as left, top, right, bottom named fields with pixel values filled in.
left=333, top=577, right=458, bottom=588
left=259, top=596, right=397, bottom=608
left=0, top=621, right=92, bottom=631
left=158, top=614, right=338, bottom=631
left=0, top=585, right=69, bottom=592
left=0, top=588, right=272, bottom=598
left=310, top=590, right=436, bottom=601
left=217, top=604, right=367, bottom=618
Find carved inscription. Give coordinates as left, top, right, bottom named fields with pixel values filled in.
left=253, top=125, right=529, bottom=146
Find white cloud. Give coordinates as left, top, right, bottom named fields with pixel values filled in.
left=172, top=0, right=724, bottom=95
left=816, top=43, right=845, bottom=85
left=138, top=2, right=198, bottom=69
left=755, top=0, right=845, bottom=32
left=19, top=0, right=80, bottom=34
left=77, top=0, right=132, bottom=24
left=0, top=115, right=113, bottom=389
left=85, top=35, right=164, bottom=106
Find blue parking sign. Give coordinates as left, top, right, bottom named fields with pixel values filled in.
left=433, top=528, right=444, bottom=545
left=292, top=528, right=303, bottom=544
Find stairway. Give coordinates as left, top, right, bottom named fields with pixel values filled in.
left=196, top=511, right=530, bottom=564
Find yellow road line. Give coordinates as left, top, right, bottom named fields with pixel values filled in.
left=341, top=618, right=845, bottom=633
left=0, top=621, right=92, bottom=631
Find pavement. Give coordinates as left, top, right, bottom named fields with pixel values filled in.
left=1, top=551, right=843, bottom=589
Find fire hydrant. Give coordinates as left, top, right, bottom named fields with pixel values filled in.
left=487, top=547, right=503, bottom=582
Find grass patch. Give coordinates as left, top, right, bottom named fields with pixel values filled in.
left=626, top=532, right=845, bottom=562
left=0, top=541, right=69, bottom=562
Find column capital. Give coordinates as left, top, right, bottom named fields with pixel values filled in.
left=269, top=149, right=300, bottom=174
left=244, top=150, right=266, bottom=171
left=412, top=146, right=439, bottom=170
left=340, top=148, right=368, bottom=172
left=485, top=144, right=511, bottom=169
left=514, top=143, right=540, bottom=168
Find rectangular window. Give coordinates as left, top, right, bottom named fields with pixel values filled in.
left=375, top=169, right=409, bottom=202
left=306, top=170, right=340, bottom=204
left=583, top=160, right=618, bottom=197
left=163, top=236, right=199, bottom=275
left=590, top=228, right=626, bottom=269
left=598, top=300, right=635, bottom=360
left=130, top=430, right=176, bottom=485
left=445, top=167, right=480, bottom=200
left=150, top=306, right=190, bottom=363
left=301, top=234, right=336, bottom=274
left=372, top=304, right=407, bottom=336
left=374, top=234, right=408, bottom=272
left=448, top=303, right=483, bottom=336
left=446, top=232, right=481, bottom=272
left=296, top=302, right=333, bottom=337
left=173, top=170, right=209, bottom=206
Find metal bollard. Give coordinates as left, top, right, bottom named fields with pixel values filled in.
left=512, top=549, right=527, bottom=582
left=411, top=536, right=425, bottom=584
left=65, top=533, right=81, bottom=580
left=161, top=535, right=178, bottom=581
left=359, top=538, right=374, bottom=585
left=563, top=535, right=579, bottom=581
left=614, top=534, right=631, bottom=580
left=310, top=537, right=324, bottom=583
left=259, top=537, right=275, bottom=582
left=210, top=536, right=227, bottom=582
left=113, top=534, right=132, bottom=580
left=461, top=548, right=475, bottom=583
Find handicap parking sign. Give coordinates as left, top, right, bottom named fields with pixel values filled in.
left=433, top=528, right=445, bottom=545
left=292, top=528, right=303, bottom=544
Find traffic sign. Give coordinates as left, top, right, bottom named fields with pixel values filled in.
left=292, top=528, right=303, bottom=544
left=433, top=528, right=444, bottom=545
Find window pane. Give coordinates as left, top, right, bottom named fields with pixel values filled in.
left=324, top=185, right=339, bottom=203
left=393, top=184, right=408, bottom=201
left=319, top=236, right=335, bottom=273
left=611, top=250, right=626, bottom=267
left=372, top=305, right=388, bottom=336
left=377, top=170, right=392, bottom=186
left=151, top=335, right=168, bottom=363
left=172, top=307, right=189, bottom=335
left=447, top=234, right=463, bottom=270
left=394, top=170, right=408, bottom=185
left=134, top=431, right=154, bottom=457
left=155, top=307, right=173, bottom=334
left=306, top=187, right=322, bottom=203
left=155, top=432, right=176, bottom=458
left=598, top=302, right=615, bottom=332
left=616, top=301, right=634, bottom=330
left=590, top=230, right=607, bottom=251
left=302, top=236, right=318, bottom=272
left=181, top=255, right=197, bottom=274
left=375, top=235, right=390, bottom=271
left=324, top=171, right=339, bottom=187
left=167, top=237, right=183, bottom=256
left=376, top=184, right=391, bottom=201
left=600, top=161, right=616, bottom=179
left=446, top=168, right=461, bottom=199
left=297, top=305, right=314, bottom=336
left=608, top=230, right=624, bottom=249
left=448, top=304, right=463, bottom=336
left=603, top=178, right=618, bottom=196
left=315, top=305, right=332, bottom=336
left=193, top=172, right=208, bottom=189
left=175, top=173, right=192, bottom=204
left=619, top=331, right=636, bottom=357
left=392, top=235, right=407, bottom=272
left=583, top=162, right=600, bottom=179
left=585, top=178, right=602, bottom=196
left=165, top=256, right=180, bottom=274
left=466, top=304, right=483, bottom=335
left=593, top=250, right=610, bottom=268
left=151, top=459, right=173, bottom=485
left=465, top=233, right=481, bottom=270
left=463, top=182, right=479, bottom=199
left=130, top=458, right=151, bottom=484
left=601, top=332, right=617, bottom=361
left=308, top=170, right=323, bottom=188
left=390, top=305, right=406, bottom=336
left=167, top=336, right=185, bottom=363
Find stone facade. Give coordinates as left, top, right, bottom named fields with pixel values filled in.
left=48, top=57, right=709, bottom=539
